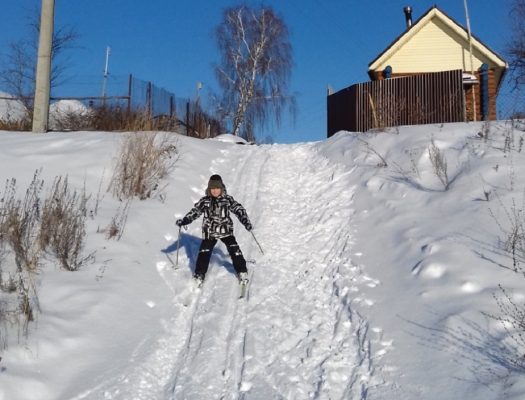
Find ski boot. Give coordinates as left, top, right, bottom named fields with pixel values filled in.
left=238, top=272, right=249, bottom=285
left=238, top=272, right=249, bottom=298
left=193, top=273, right=205, bottom=288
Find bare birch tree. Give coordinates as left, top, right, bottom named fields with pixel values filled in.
left=215, top=5, right=295, bottom=140
left=0, top=11, right=78, bottom=111
left=508, top=0, right=525, bottom=87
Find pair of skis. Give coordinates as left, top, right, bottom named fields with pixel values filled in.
left=194, top=276, right=249, bottom=299
left=174, top=226, right=262, bottom=300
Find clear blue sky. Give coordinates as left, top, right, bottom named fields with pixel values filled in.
left=0, top=0, right=515, bottom=143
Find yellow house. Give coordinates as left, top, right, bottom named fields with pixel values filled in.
left=367, top=5, right=508, bottom=121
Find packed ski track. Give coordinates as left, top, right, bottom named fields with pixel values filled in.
left=93, top=142, right=388, bottom=400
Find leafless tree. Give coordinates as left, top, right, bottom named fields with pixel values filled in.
left=0, top=10, right=78, bottom=111
left=507, top=0, right=525, bottom=88
left=215, top=5, right=295, bottom=140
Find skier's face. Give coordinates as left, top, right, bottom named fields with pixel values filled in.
left=210, top=187, right=222, bottom=197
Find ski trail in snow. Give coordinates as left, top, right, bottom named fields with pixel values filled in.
left=222, top=142, right=380, bottom=400
left=78, top=261, right=207, bottom=400
left=169, top=145, right=269, bottom=400
left=84, top=142, right=387, bottom=400
left=217, top=146, right=269, bottom=399
left=199, top=142, right=384, bottom=400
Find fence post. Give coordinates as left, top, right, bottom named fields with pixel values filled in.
left=146, top=81, right=152, bottom=117
left=480, top=63, right=489, bottom=120
left=127, top=74, right=133, bottom=114
left=170, top=95, right=174, bottom=118
left=186, top=101, right=190, bottom=136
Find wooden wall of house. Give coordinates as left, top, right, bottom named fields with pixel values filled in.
left=373, top=17, right=488, bottom=75
left=368, top=13, right=506, bottom=85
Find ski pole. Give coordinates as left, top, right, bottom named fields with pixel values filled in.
left=175, top=226, right=182, bottom=267
left=250, top=231, right=264, bottom=255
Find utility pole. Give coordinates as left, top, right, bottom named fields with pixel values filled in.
left=32, top=0, right=55, bottom=133
left=101, top=46, right=111, bottom=104
left=463, top=0, right=477, bottom=121
left=196, top=81, right=203, bottom=106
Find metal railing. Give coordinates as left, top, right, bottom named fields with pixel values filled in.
left=1, top=74, right=224, bottom=136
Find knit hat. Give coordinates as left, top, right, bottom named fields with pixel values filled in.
left=208, top=174, right=224, bottom=190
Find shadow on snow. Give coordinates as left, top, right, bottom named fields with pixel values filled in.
left=161, top=232, right=237, bottom=276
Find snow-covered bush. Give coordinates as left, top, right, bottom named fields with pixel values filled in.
left=0, top=92, right=29, bottom=131
left=49, top=100, right=93, bottom=131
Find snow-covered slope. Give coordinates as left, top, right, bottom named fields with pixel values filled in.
left=0, top=121, right=525, bottom=399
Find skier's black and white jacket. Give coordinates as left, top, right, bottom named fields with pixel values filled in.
left=180, top=188, right=252, bottom=240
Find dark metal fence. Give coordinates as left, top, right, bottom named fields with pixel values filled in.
left=0, top=74, right=224, bottom=136
left=497, top=85, right=525, bottom=120
left=48, top=74, right=177, bottom=117
left=327, top=70, right=465, bottom=135
left=129, top=76, right=176, bottom=117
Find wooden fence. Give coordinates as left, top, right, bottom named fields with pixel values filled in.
left=327, top=69, right=465, bottom=136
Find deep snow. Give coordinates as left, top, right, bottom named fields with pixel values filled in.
left=0, top=120, right=525, bottom=399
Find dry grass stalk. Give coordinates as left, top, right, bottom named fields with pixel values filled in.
left=428, top=139, right=449, bottom=189
left=90, top=106, right=178, bottom=132
left=40, top=176, right=91, bottom=271
left=99, top=198, right=132, bottom=240
left=0, top=171, right=96, bottom=349
left=110, top=132, right=178, bottom=200
left=0, top=117, right=31, bottom=131
left=0, top=171, right=44, bottom=271
left=0, top=171, right=44, bottom=341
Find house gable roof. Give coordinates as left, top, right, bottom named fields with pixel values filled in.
left=368, top=6, right=507, bottom=77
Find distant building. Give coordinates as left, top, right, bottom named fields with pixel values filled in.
left=328, top=5, right=508, bottom=136
left=368, top=5, right=508, bottom=121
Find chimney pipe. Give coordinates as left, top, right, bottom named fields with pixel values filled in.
left=404, top=6, right=413, bottom=29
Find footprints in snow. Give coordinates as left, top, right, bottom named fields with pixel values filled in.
left=412, top=240, right=485, bottom=295
left=153, top=144, right=394, bottom=398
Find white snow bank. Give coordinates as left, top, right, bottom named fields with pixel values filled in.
left=316, top=121, right=525, bottom=399
left=0, top=91, right=27, bottom=122
left=210, top=133, right=249, bottom=144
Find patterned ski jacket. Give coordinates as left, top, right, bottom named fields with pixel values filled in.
left=181, top=189, right=252, bottom=240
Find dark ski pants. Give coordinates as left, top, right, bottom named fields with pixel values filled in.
left=195, top=235, right=247, bottom=276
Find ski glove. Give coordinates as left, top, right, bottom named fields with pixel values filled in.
left=176, top=218, right=189, bottom=227
left=245, top=222, right=253, bottom=231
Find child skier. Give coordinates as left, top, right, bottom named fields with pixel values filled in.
left=176, top=174, right=253, bottom=287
